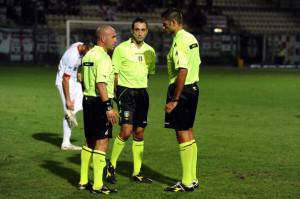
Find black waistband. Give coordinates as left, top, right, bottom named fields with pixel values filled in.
left=169, top=82, right=198, bottom=87
left=84, top=96, right=112, bottom=101
left=117, top=85, right=147, bottom=91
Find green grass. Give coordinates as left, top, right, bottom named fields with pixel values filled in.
left=0, top=66, right=299, bottom=199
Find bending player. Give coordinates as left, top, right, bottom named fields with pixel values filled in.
left=55, top=42, right=90, bottom=150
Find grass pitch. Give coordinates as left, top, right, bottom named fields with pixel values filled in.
left=0, top=66, right=299, bottom=199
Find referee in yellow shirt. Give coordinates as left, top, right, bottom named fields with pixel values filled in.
left=162, top=8, right=201, bottom=192
left=78, top=25, right=118, bottom=195
left=106, top=17, right=156, bottom=184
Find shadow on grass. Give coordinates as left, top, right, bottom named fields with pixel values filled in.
left=32, top=132, right=61, bottom=147
left=67, top=154, right=178, bottom=186
left=67, top=154, right=80, bottom=165
left=40, top=160, right=78, bottom=186
left=32, top=132, right=77, bottom=148
left=116, top=161, right=178, bottom=185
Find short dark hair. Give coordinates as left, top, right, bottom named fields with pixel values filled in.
left=131, top=17, right=148, bottom=30
left=161, top=8, right=183, bottom=24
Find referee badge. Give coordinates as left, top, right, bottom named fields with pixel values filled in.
left=124, top=111, right=130, bottom=120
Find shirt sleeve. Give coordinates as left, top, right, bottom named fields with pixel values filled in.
left=173, top=42, right=189, bottom=70
left=149, top=50, right=156, bottom=75
left=95, top=58, right=110, bottom=84
left=112, top=47, right=121, bottom=74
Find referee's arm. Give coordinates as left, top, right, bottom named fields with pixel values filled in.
left=96, top=82, right=118, bottom=124
left=165, top=68, right=187, bottom=113
left=173, top=68, right=187, bottom=100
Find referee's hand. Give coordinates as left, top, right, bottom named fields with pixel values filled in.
left=106, top=110, right=118, bottom=124
left=165, top=101, right=178, bottom=113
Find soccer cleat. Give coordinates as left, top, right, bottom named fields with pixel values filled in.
left=61, top=144, right=82, bottom=151
left=192, top=180, right=199, bottom=189
left=164, top=182, right=194, bottom=192
left=106, top=161, right=117, bottom=184
left=132, top=173, right=153, bottom=183
left=90, top=185, right=117, bottom=195
left=78, top=182, right=92, bottom=190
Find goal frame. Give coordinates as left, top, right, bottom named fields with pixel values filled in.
left=66, top=20, right=161, bottom=47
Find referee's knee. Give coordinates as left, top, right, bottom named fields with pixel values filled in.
left=133, top=130, right=144, bottom=141
left=119, top=131, right=131, bottom=141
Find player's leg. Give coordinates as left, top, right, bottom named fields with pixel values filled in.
left=132, top=127, right=145, bottom=176
left=164, top=84, right=198, bottom=192
left=131, top=89, right=152, bottom=183
left=107, top=87, right=134, bottom=183
left=57, top=85, right=75, bottom=149
left=188, top=85, right=199, bottom=188
left=131, top=127, right=152, bottom=183
left=89, top=137, right=116, bottom=195
left=164, top=130, right=194, bottom=192
left=92, top=138, right=108, bottom=190
left=106, top=124, right=132, bottom=184
left=79, top=96, right=95, bottom=190
left=190, top=129, right=198, bottom=188
left=111, top=124, right=133, bottom=168
left=63, top=81, right=82, bottom=150
left=78, top=138, right=94, bottom=190
left=177, top=130, right=194, bottom=187
left=85, top=97, right=116, bottom=194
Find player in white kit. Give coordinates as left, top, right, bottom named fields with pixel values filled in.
left=55, top=42, right=90, bottom=150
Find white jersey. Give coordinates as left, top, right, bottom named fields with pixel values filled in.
left=55, top=42, right=83, bottom=86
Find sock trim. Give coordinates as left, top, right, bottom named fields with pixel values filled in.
left=133, top=138, right=144, bottom=142
left=117, top=135, right=126, bottom=143
left=93, top=150, right=106, bottom=156
left=179, top=140, right=195, bottom=149
left=133, top=140, right=144, bottom=146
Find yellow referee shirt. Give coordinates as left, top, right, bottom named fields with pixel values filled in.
left=112, top=38, right=156, bottom=88
left=82, top=46, right=114, bottom=98
left=167, top=29, right=201, bottom=85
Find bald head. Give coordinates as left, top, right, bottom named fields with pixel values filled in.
left=95, top=25, right=117, bottom=51
left=96, top=25, right=115, bottom=39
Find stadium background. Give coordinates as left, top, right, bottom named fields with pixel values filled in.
left=1, top=0, right=300, bottom=66
left=0, top=1, right=300, bottom=199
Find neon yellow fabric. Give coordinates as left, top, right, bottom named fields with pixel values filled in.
left=110, top=135, right=126, bottom=168
left=79, top=146, right=93, bottom=185
left=132, top=140, right=144, bottom=176
left=92, top=150, right=106, bottom=190
left=179, top=140, right=194, bottom=186
left=167, top=29, right=201, bottom=85
left=82, top=46, right=114, bottom=98
left=113, top=39, right=156, bottom=88
left=191, top=140, right=198, bottom=182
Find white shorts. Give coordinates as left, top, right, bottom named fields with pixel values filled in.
left=56, top=81, right=83, bottom=114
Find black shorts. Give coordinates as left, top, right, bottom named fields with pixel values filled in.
left=164, top=83, right=199, bottom=131
left=82, top=96, right=112, bottom=139
left=116, top=86, right=149, bottom=128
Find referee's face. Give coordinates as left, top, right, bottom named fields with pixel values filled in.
left=162, top=19, right=174, bottom=34
left=105, top=28, right=117, bottom=51
left=132, top=22, right=148, bottom=44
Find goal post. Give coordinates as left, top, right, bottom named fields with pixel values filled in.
left=66, top=19, right=162, bottom=47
